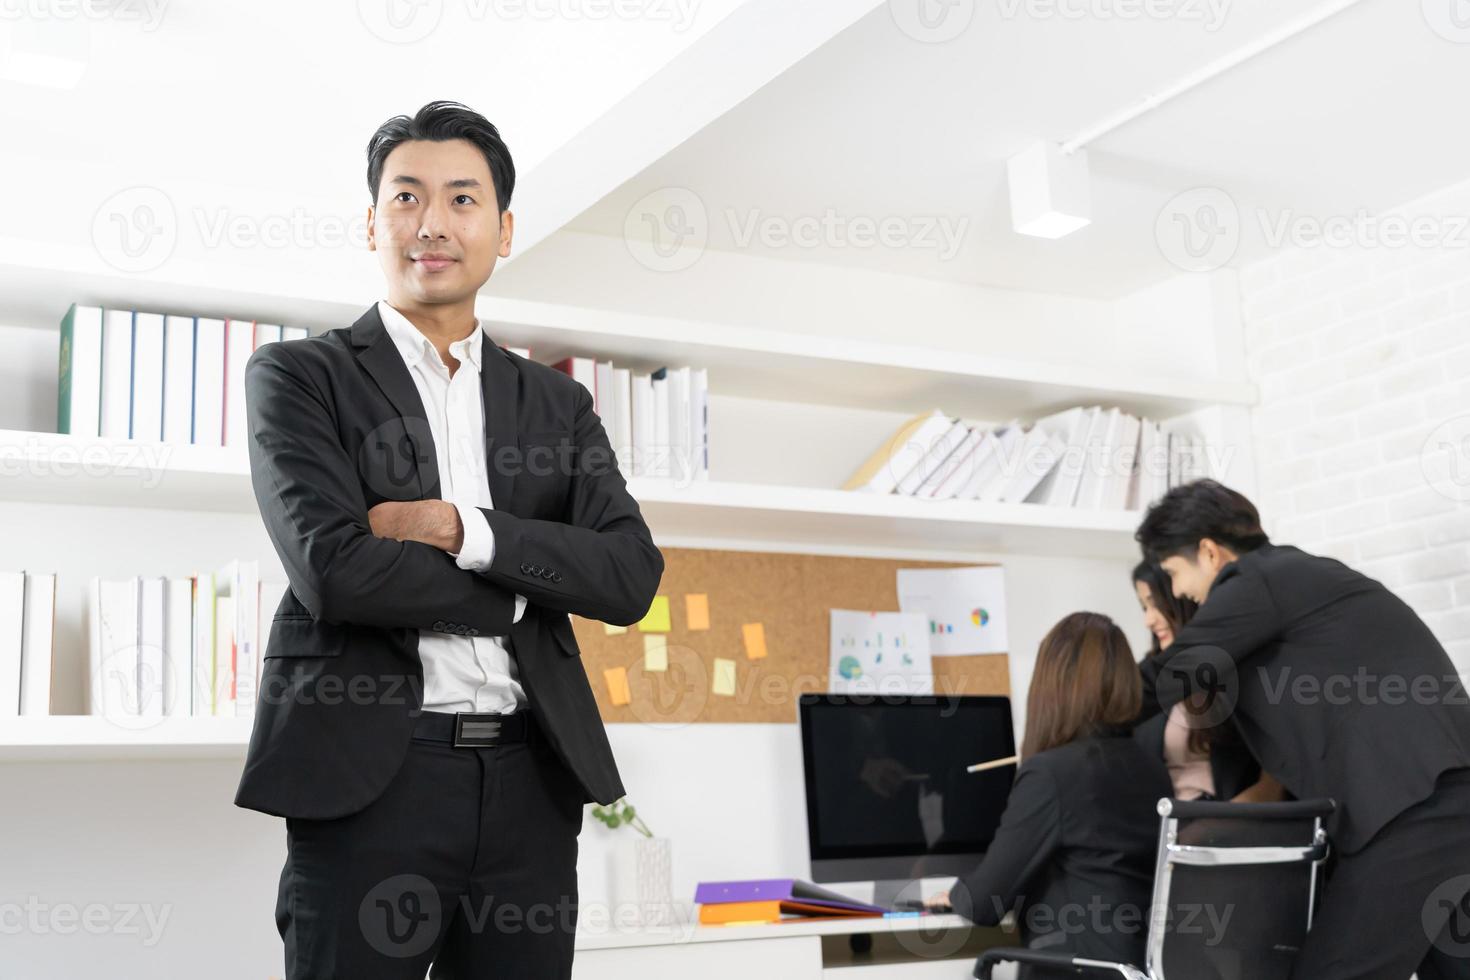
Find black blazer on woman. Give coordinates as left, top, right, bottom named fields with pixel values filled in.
left=1131, top=708, right=1261, bottom=802
left=951, top=733, right=1172, bottom=978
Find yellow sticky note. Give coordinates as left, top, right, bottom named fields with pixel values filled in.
left=644, top=634, right=668, bottom=672
left=686, top=593, right=710, bottom=631
left=712, top=657, right=737, bottom=697
left=742, top=622, right=768, bottom=660
left=638, top=595, right=671, bottom=632
left=604, top=667, right=631, bottom=706
left=603, top=622, right=627, bottom=636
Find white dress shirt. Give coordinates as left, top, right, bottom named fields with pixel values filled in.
left=378, top=301, right=528, bottom=715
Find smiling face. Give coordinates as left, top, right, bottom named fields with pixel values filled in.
left=366, top=138, right=513, bottom=310
left=1134, top=579, right=1175, bottom=649
left=1159, top=537, right=1238, bottom=605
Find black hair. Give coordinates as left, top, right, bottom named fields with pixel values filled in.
left=1130, top=561, right=1199, bottom=657
left=366, top=101, right=515, bottom=211
left=1135, top=478, right=1270, bottom=564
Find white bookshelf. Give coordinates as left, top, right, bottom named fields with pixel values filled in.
left=0, top=429, right=1143, bottom=557
left=0, top=255, right=1257, bottom=753
left=0, top=715, right=254, bottom=760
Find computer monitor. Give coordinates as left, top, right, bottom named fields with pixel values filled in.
left=798, top=693, right=1016, bottom=909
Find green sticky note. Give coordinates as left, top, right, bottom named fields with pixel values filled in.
left=638, top=595, right=671, bottom=632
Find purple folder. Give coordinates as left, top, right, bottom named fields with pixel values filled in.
left=694, top=878, right=887, bottom=914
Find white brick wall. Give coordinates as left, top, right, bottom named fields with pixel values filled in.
left=1236, top=179, right=1470, bottom=675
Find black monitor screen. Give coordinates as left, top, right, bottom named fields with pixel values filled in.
left=799, top=694, right=1016, bottom=861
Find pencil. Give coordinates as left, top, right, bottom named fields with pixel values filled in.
left=966, top=755, right=1019, bottom=773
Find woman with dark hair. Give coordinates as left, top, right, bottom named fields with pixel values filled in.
left=1131, top=561, right=1281, bottom=803
left=925, top=612, right=1170, bottom=977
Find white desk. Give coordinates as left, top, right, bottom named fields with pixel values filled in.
left=573, top=905, right=1013, bottom=979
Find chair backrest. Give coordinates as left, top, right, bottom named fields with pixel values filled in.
left=1145, top=798, right=1335, bottom=980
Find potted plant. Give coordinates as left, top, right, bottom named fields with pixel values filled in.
left=592, top=798, right=673, bottom=926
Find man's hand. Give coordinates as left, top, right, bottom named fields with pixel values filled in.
left=368, top=500, right=463, bottom=553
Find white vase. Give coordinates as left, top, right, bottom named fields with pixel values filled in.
left=609, top=835, right=674, bottom=926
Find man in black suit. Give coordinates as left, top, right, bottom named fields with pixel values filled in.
left=235, top=101, right=664, bottom=978
left=1136, top=480, right=1470, bottom=979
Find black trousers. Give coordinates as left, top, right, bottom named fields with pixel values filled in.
left=275, top=712, right=585, bottom=979
left=1292, top=768, right=1470, bottom=980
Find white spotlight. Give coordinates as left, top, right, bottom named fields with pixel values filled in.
left=1007, top=141, right=1091, bottom=239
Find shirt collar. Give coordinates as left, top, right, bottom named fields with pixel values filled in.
left=376, top=300, right=484, bottom=372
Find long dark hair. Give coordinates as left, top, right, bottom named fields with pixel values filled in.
left=1131, top=562, right=1232, bottom=755
left=1131, top=561, right=1198, bottom=656
left=1022, top=612, right=1140, bottom=760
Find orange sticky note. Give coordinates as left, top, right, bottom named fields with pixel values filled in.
left=643, top=634, right=668, bottom=672
left=604, top=667, right=631, bottom=706
left=686, top=594, right=710, bottom=631
left=712, top=658, right=737, bottom=697
left=604, top=622, right=627, bottom=636
left=638, top=595, right=671, bottom=632
left=742, top=622, right=768, bottom=660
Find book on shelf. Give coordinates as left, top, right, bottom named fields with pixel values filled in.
left=549, top=356, right=707, bottom=482
left=55, top=304, right=307, bottom=448
left=1, top=572, right=57, bottom=717
left=80, top=563, right=283, bottom=720
left=845, top=406, right=1207, bottom=512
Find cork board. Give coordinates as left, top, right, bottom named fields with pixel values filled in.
left=570, top=547, right=1010, bottom=724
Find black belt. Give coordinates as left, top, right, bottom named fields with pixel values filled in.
left=412, top=709, right=538, bottom=748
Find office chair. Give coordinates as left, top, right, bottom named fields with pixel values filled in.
left=975, top=797, right=1336, bottom=980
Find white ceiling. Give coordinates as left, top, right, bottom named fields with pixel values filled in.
left=563, top=0, right=1470, bottom=298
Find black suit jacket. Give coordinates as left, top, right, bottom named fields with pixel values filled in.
left=234, top=305, right=664, bottom=820
left=951, top=734, right=1171, bottom=977
left=1130, top=707, right=1261, bottom=802
left=1139, top=543, right=1470, bottom=853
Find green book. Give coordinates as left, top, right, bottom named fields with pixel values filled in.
left=58, top=303, right=104, bottom=437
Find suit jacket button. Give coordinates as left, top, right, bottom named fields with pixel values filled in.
left=519, top=562, right=531, bottom=574
left=541, top=569, right=554, bottom=579
left=468, top=628, right=479, bottom=637
left=551, top=572, right=563, bottom=583
left=432, top=620, right=446, bottom=631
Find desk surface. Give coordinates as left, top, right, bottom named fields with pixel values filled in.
left=574, top=903, right=973, bottom=951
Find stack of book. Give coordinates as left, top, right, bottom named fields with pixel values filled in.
left=0, top=571, right=56, bottom=717
left=551, top=357, right=709, bottom=482
left=843, top=407, right=1208, bottom=512
left=57, top=304, right=309, bottom=447
left=694, top=878, right=887, bottom=926
left=86, top=561, right=287, bottom=720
